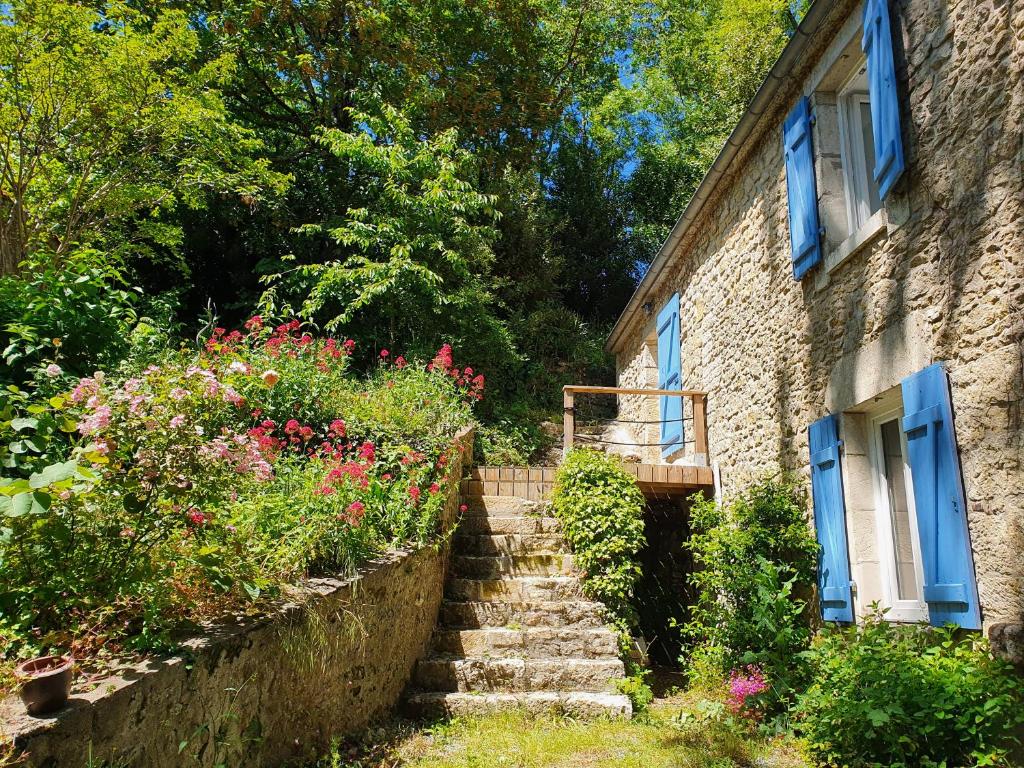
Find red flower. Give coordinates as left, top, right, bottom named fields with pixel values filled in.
left=187, top=509, right=207, bottom=526
left=428, top=483, right=441, bottom=494
left=285, top=419, right=300, bottom=435
left=358, top=441, right=376, bottom=463
left=459, top=504, right=468, bottom=513
left=329, top=419, right=346, bottom=437
left=299, top=426, right=314, bottom=441
left=380, top=349, right=389, bottom=358
left=395, top=356, right=407, bottom=369
left=342, top=339, right=355, bottom=354
left=244, top=315, right=264, bottom=331
left=408, top=486, right=421, bottom=503
left=347, top=501, right=365, bottom=516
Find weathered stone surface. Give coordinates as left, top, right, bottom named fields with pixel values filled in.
left=609, top=0, right=1024, bottom=630
left=432, top=628, right=620, bottom=660
left=403, top=691, right=631, bottom=720
left=446, top=576, right=584, bottom=603
left=452, top=533, right=569, bottom=556
left=2, top=428, right=475, bottom=767
left=451, top=554, right=576, bottom=579
left=457, top=516, right=562, bottom=535
left=413, top=657, right=624, bottom=693
left=440, top=600, right=608, bottom=629
left=459, top=496, right=546, bottom=517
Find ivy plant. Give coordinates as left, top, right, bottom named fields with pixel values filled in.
left=552, top=449, right=646, bottom=632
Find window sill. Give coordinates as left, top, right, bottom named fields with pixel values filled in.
left=824, top=209, right=888, bottom=273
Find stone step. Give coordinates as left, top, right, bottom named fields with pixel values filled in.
left=457, top=516, right=561, bottom=536
left=440, top=600, right=608, bottom=629
left=413, top=656, right=624, bottom=693
left=404, top=691, right=631, bottom=720
left=460, top=496, right=547, bottom=518
left=453, top=533, right=568, bottom=556
left=446, top=576, right=584, bottom=603
left=452, top=554, right=575, bottom=579
left=432, top=628, right=620, bottom=660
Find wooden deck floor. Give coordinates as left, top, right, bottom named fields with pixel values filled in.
left=460, top=464, right=714, bottom=502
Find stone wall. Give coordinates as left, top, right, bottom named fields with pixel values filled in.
left=611, top=0, right=1023, bottom=632
left=1, top=427, right=474, bottom=767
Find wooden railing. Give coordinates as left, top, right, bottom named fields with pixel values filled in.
left=562, top=385, right=708, bottom=464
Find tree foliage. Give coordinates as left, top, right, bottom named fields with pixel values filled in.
left=0, top=0, right=288, bottom=273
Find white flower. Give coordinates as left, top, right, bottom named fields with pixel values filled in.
left=44, top=363, right=62, bottom=378
left=228, top=361, right=249, bottom=374
left=194, top=426, right=205, bottom=436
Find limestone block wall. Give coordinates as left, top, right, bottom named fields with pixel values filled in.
left=1, top=427, right=474, bottom=767
left=612, top=0, right=1023, bottom=631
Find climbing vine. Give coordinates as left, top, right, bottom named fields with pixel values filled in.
left=551, top=449, right=646, bottom=632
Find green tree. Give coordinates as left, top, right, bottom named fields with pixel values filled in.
left=0, top=0, right=288, bottom=273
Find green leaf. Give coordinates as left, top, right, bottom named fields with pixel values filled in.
left=29, top=460, right=78, bottom=489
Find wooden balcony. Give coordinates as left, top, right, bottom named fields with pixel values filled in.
left=562, top=385, right=709, bottom=468
left=461, top=463, right=713, bottom=502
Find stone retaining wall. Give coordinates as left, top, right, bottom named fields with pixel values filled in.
left=1, top=427, right=474, bottom=767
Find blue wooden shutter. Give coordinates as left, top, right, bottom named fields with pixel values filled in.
left=656, top=294, right=683, bottom=458
left=901, top=363, right=981, bottom=629
left=809, top=414, right=854, bottom=622
left=862, top=0, right=906, bottom=200
left=783, top=97, right=822, bottom=280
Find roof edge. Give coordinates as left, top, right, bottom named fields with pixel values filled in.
left=605, top=0, right=837, bottom=355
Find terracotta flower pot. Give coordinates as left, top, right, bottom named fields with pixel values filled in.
left=15, top=655, right=74, bottom=716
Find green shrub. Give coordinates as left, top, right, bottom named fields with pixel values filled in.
left=683, top=477, right=819, bottom=710
left=794, top=614, right=1024, bottom=767
left=616, top=667, right=655, bottom=713
left=551, top=449, right=646, bottom=631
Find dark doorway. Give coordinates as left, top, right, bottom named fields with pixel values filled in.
left=633, top=495, right=699, bottom=666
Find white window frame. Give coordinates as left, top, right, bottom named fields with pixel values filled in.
left=837, top=61, right=881, bottom=235
left=867, top=405, right=929, bottom=623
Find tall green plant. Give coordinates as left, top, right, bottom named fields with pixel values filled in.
left=552, top=449, right=646, bottom=631
left=683, top=477, right=818, bottom=706
left=794, top=615, right=1024, bottom=767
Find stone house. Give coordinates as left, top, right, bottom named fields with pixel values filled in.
left=605, top=0, right=1022, bottom=642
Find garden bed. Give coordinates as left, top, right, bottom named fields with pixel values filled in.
left=1, top=428, right=472, bottom=766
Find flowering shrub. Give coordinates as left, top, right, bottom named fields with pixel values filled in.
left=682, top=478, right=818, bottom=714
left=725, top=665, right=769, bottom=718
left=0, top=320, right=478, bottom=661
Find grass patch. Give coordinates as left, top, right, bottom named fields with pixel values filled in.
left=314, top=695, right=808, bottom=767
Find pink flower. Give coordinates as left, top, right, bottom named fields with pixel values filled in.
left=44, top=363, right=62, bottom=378
left=261, top=369, right=280, bottom=387
left=459, top=504, right=468, bottom=513
left=395, top=356, right=407, bottom=369
left=187, top=509, right=207, bottom=526
left=347, top=501, right=365, bottom=516
left=358, top=441, right=375, bottom=463
left=284, top=419, right=300, bottom=435
left=725, top=665, right=768, bottom=716
left=77, top=405, right=112, bottom=436
left=329, top=419, right=346, bottom=437
left=169, top=415, right=186, bottom=429
left=380, top=349, right=389, bottom=358
left=244, top=315, right=263, bottom=331
left=170, top=388, right=189, bottom=401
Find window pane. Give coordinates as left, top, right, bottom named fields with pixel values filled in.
left=880, top=418, right=919, bottom=600
left=859, top=100, right=882, bottom=214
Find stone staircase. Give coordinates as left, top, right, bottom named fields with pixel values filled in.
left=404, top=490, right=632, bottom=719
